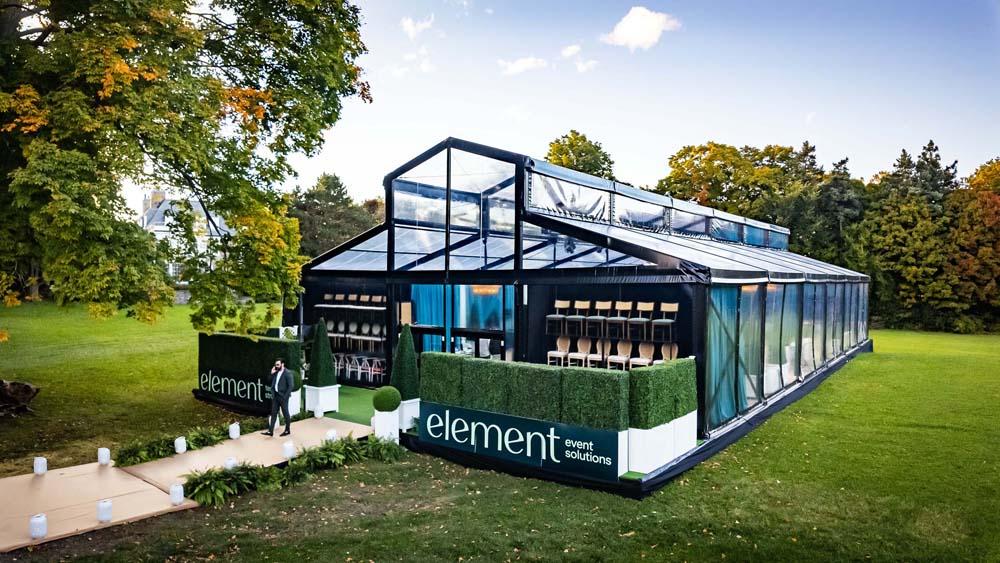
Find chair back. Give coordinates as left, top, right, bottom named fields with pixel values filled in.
left=326, top=320, right=334, bottom=331
left=573, top=300, right=591, bottom=314
left=323, top=293, right=334, bottom=301
left=337, top=320, right=345, bottom=332
left=597, top=339, right=612, bottom=356
left=635, top=301, right=655, bottom=314
left=556, top=335, right=570, bottom=353
left=659, top=302, right=679, bottom=317
left=593, top=301, right=612, bottom=313
left=372, top=295, right=383, bottom=304
left=348, top=321, right=358, bottom=333
left=553, top=299, right=571, bottom=312
left=360, top=294, right=371, bottom=303
left=334, top=293, right=345, bottom=301
left=361, top=323, right=370, bottom=335
left=661, top=342, right=679, bottom=360
left=616, top=340, right=633, bottom=357
left=399, top=302, right=413, bottom=325
left=614, top=301, right=633, bottom=314
left=638, top=342, right=654, bottom=360
left=372, top=324, right=381, bottom=336
left=347, top=294, right=358, bottom=302
left=576, top=337, right=592, bottom=354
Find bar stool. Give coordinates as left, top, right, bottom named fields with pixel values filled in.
left=651, top=303, right=679, bottom=342
left=585, top=301, right=612, bottom=338
left=628, top=302, right=655, bottom=340
left=371, top=323, right=382, bottom=353
left=360, top=323, right=371, bottom=351
left=629, top=342, right=655, bottom=369
left=564, top=301, right=591, bottom=337
left=546, top=300, right=571, bottom=335
left=653, top=342, right=679, bottom=364
left=347, top=321, right=358, bottom=351
left=333, top=320, right=346, bottom=349
left=566, top=337, right=592, bottom=366
left=547, top=335, right=570, bottom=366
left=606, top=301, right=632, bottom=339
left=586, top=339, right=612, bottom=368
left=606, top=340, right=633, bottom=370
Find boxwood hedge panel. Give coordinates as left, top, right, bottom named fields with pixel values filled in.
left=198, top=333, right=302, bottom=390
left=460, top=357, right=510, bottom=413
left=419, top=352, right=464, bottom=405
left=628, top=358, right=697, bottom=429
left=507, top=362, right=561, bottom=421
left=560, top=367, right=629, bottom=431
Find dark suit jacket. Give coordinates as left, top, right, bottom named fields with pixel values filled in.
left=270, top=368, right=294, bottom=400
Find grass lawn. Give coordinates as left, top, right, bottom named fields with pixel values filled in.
left=3, top=304, right=1000, bottom=561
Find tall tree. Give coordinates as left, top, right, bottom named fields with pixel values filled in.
left=1, top=1, right=369, bottom=335
left=290, top=173, right=379, bottom=258
left=545, top=130, right=616, bottom=181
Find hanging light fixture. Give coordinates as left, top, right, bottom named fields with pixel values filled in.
left=471, top=285, right=500, bottom=296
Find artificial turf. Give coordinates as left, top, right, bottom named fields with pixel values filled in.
left=3, top=303, right=999, bottom=561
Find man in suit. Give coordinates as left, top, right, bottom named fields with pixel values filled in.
left=262, top=358, right=293, bottom=436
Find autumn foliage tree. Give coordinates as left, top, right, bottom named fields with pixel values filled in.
left=546, top=130, right=616, bottom=181
left=1, top=0, right=370, bottom=336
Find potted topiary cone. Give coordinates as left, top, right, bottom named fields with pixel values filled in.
left=390, top=324, right=420, bottom=430
left=371, top=386, right=401, bottom=444
left=305, top=318, right=340, bottom=414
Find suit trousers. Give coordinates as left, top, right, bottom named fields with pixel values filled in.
left=269, top=392, right=291, bottom=433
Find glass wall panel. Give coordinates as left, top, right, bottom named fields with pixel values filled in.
left=449, top=150, right=516, bottom=270
left=392, top=151, right=447, bottom=269
left=860, top=283, right=869, bottom=341
left=393, top=227, right=445, bottom=271
left=814, top=284, right=826, bottom=367
left=835, top=283, right=845, bottom=355
left=712, top=219, right=741, bottom=242
left=763, top=284, right=784, bottom=397
left=781, top=284, right=802, bottom=386
left=452, top=284, right=504, bottom=331
left=738, top=285, right=764, bottom=412
left=529, top=173, right=609, bottom=222
left=672, top=209, right=708, bottom=235
left=768, top=231, right=790, bottom=250
left=825, top=283, right=837, bottom=361
left=707, top=286, right=738, bottom=429
left=744, top=226, right=767, bottom=246
left=614, top=195, right=667, bottom=231
left=800, top=284, right=817, bottom=376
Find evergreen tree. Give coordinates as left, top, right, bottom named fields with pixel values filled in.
left=290, top=174, right=380, bottom=258
left=309, top=318, right=336, bottom=387
left=390, top=324, right=419, bottom=400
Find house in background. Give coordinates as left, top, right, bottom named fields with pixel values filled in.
left=140, top=189, right=232, bottom=281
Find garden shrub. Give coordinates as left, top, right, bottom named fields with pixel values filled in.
left=506, top=362, right=561, bottom=421
left=390, top=325, right=420, bottom=400
left=373, top=386, right=402, bottom=412
left=629, top=358, right=697, bottom=429
left=198, top=333, right=303, bottom=390
left=560, top=367, right=629, bottom=431
left=309, top=318, right=336, bottom=387
left=419, top=352, right=464, bottom=405
left=460, top=357, right=510, bottom=413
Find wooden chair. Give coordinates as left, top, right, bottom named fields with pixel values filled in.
left=334, top=293, right=345, bottom=302
left=566, top=337, right=592, bottom=366
left=652, top=302, right=679, bottom=342
left=606, top=340, right=633, bottom=370
left=606, top=301, right=633, bottom=339
left=564, top=301, right=591, bottom=337
left=653, top=342, right=680, bottom=365
left=547, top=335, right=571, bottom=366
left=546, top=300, right=571, bottom=335
left=627, top=302, right=655, bottom=340
left=586, top=339, right=612, bottom=368
left=399, top=302, right=413, bottom=325
left=629, top=342, right=656, bottom=369
left=585, top=301, right=613, bottom=338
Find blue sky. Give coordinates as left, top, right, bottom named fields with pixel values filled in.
left=284, top=0, right=1000, bottom=201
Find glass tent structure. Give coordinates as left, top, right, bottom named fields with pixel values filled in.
left=293, top=138, right=871, bottom=438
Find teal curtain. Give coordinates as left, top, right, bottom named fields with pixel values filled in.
left=738, top=285, right=764, bottom=411
left=412, top=284, right=444, bottom=351
left=453, top=285, right=503, bottom=330
left=763, top=284, right=784, bottom=397
left=707, top=286, right=738, bottom=429
left=781, top=284, right=802, bottom=386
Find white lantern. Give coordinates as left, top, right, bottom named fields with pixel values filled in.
left=29, top=514, right=47, bottom=539
left=97, top=447, right=111, bottom=466
left=174, top=436, right=187, bottom=454
left=282, top=440, right=296, bottom=459
left=97, top=499, right=112, bottom=523
left=324, top=429, right=338, bottom=443
left=228, top=422, right=240, bottom=440
left=223, top=457, right=237, bottom=470
left=33, top=457, right=47, bottom=475
left=169, top=483, right=185, bottom=506
left=313, top=408, right=325, bottom=419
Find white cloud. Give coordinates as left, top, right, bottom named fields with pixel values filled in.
left=485, top=7, right=494, bottom=15
left=805, top=111, right=817, bottom=125
left=497, top=56, right=548, bottom=76
left=600, top=6, right=681, bottom=51
left=561, top=44, right=581, bottom=58
left=401, top=14, right=434, bottom=40
left=418, top=59, right=436, bottom=73
left=575, top=59, right=599, bottom=73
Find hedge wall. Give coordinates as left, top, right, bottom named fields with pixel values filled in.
left=561, top=367, right=629, bottom=431
left=628, top=358, right=697, bottom=429
left=460, top=357, right=510, bottom=413
left=198, top=333, right=303, bottom=390
left=507, top=362, right=562, bottom=422
left=419, top=352, right=464, bottom=405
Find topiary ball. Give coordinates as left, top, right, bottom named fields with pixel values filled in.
left=372, top=386, right=402, bottom=412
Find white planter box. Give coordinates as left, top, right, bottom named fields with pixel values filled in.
left=399, top=398, right=420, bottom=431
left=288, top=390, right=301, bottom=418
left=616, top=430, right=629, bottom=477
left=305, top=384, right=340, bottom=413
left=371, top=409, right=400, bottom=443
left=673, top=410, right=698, bottom=460
left=628, top=420, right=675, bottom=474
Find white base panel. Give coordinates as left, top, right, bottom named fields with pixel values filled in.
left=371, top=410, right=400, bottom=443
left=304, top=385, right=340, bottom=413
left=673, top=410, right=698, bottom=460
left=399, top=398, right=420, bottom=431
left=288, top=391, right=301, bottom=418
left=627, top=420, right=675, bottom=474
left=617, top=430, right=629, bottom=476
